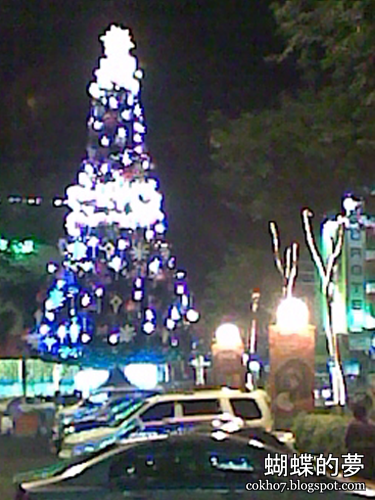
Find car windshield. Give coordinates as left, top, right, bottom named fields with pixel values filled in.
left=82, top=400, right=99, bottom=408
left=94, top=400, right=140, bottom=424
left=107, top=398, right=134, bottom=410
left=109, top=400, right=145, bottom=427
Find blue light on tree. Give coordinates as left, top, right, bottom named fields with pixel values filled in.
left=28, top=24, right=199, bottom=365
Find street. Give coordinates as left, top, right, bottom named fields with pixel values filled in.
left=0, top=436, right=57, bottom=499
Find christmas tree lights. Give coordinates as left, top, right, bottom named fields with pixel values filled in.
left=28, top=25, right=199, bottom=365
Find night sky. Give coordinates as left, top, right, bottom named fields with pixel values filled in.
left=0, top=0, right=296, bottom=298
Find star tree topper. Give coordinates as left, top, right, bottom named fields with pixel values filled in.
left=92, top=25, right=139, bottom=95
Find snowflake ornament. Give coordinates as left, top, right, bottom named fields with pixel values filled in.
left=28, top=332, right=40, bottom=350
left=119, top=324, right=136, bottom=343
left=131, top=241, right=148, bottom=261
left=68, top=241, right=87, bottom=261
left=46, top=289, right=65, bottom=310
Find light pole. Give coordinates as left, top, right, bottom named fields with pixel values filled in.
left=249, top=289, right=260, bottom=354
left=212, top=323, right=245, bottom=388
left=245, top=289, right=261, bottom=390
left=269, top=297, right=315, bottom=426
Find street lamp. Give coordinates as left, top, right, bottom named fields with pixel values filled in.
left=269, top=297, right=315, bottom=423
left=276, top=297, right=309, bottom=334
left=212, top=323, right=245, bottom=388
left=214, top=323, right=243, bottom=349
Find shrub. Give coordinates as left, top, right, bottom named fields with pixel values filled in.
left=292, top=412, right=351, bottom=457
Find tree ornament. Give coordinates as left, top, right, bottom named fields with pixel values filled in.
left=27, top=332, right=40, bottom=350
left=125, top=299, right=136, bottom=312
left=110, top=293, right=123, bottom=313
left=131, top=241, right=148, bottom=261
left=104, top=241, right=116, bottom=260
left=44, top=336, right=57, bottom=351
left=119, top=324, right=136, bottom=343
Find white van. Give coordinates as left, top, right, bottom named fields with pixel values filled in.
left=60, top=387, right=273, bottom=459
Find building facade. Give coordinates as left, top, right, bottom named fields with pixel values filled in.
left=321, top=197, right=375, bottom=381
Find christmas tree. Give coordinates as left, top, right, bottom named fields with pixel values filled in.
left=27, top=25, right=199, bottom=370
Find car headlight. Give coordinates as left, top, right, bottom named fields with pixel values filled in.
left=72, top=444, right=95, bottom=457
left=64, top=426, right=75, bottom=435
left=72, top=447, right=84, bottom=457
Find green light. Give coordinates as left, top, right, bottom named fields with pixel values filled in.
left=0, top=238, right=8, bottom=251
left=0, top=237, right=35, bottom=255
left=11, top=240, right=34, bottom=255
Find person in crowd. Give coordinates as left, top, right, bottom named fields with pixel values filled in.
left=345, top=403, right=375, bottom=480
left=6, top=397, right=24, bottom=433
left=54, top=390, right=63, bottom=409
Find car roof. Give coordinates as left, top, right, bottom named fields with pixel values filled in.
left=73, top=429, right=275, bottom=466
left=20, top=429, right=280, bottom=491
left=141, top=387, right=262, bottom=404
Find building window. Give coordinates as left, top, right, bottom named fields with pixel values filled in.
left=350, top=282, right=363, bottom=294
left=351, top=265, right=363, bottom=275
left=351, top=300, right=363, bottom=310
left=350, top=248, right=362, bottom=258
left=350, top=228, right=361, bottom=240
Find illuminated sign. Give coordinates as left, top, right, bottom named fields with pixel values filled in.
left=345, top=224, right=366, bottom=332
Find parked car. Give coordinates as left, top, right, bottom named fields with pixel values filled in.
left=52, top=398, right=103, bottom=448
left=14, top=427, right=369, bottom=499
left=55, top=398, right=103, bottom=428
left=55, top=388, right=160, bottom=430
left=59, top=387, right=274, bottom=459
left=51, top=396, right=148, bottom=454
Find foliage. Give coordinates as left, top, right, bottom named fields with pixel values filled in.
left=0, top=242, right=60, bottom=346
left=0, top=201, right=63, bottom=245
left=0, top=243, right=60, bottom=286
left=201, top=245, right=281, bottom=334
left=292, top=412, right=351, bottom=456
left=209, top=0, right=375, bottom=223
left=0, top=359, right=20, bottom=382
left=210, top=87, right=373, bottom=222
left=271, top=0, right=375, bottom=104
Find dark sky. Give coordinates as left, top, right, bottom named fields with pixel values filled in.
left=0, top=0, right=296, bottom=298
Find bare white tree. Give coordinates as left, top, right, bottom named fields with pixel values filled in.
left=269, top=221, right=299, bottom=297
left=302, top=209, right=346, bottom=406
